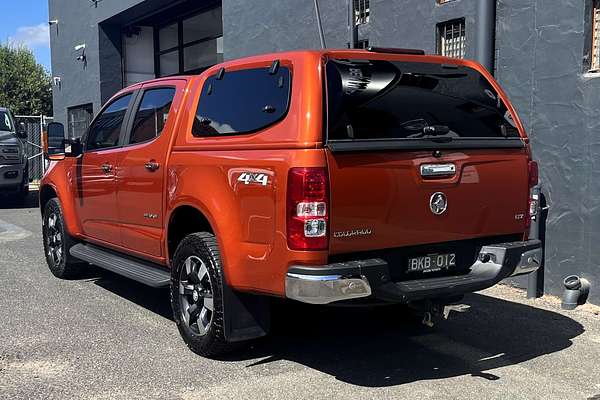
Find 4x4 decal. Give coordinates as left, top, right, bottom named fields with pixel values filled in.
left=237, top=172, right=269, bottom=186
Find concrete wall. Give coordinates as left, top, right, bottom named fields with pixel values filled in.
left=495, top=0, right=600, bottom=304
left=370, top=0, right=478, bottom=57
left=223, top=0, right=349, bottom=60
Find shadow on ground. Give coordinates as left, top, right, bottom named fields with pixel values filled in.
left=92, top=270, right=173, bottom=320
left=88, top=271, right=584, bottom=388
left=0, top=190, right=39, bottom=210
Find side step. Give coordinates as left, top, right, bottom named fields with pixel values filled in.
left=70, top=243, right=171, bottom=287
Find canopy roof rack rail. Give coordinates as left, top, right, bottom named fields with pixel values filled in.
left=367, top=47, right=425, bottom=55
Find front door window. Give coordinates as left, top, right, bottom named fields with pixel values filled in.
left=129, top=88, right=176, bottom=144
left=86, top=94, right=132, bottom=151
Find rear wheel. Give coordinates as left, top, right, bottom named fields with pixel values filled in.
left=170, top=232, right=240, bottom=357
left=42, top=198, right=85, bottom=278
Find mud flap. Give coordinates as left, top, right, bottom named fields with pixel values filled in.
left=222, top=281, right=271, bottom=342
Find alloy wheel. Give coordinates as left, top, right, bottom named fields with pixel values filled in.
left=179, top=256, right=214, bottom=335
left=46, top=213, right=63, bottom=266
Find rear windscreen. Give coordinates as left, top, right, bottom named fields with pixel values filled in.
left=326, top=59, right=519, bottom=141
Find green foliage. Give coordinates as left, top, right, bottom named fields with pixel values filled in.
left=0, top=44, right=52, bottom=116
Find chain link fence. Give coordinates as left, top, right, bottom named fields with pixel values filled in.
left=14, top=115, right=53, bottom=183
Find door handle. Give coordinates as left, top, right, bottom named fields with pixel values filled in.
left=101, top=163, right=113, bottom=173
left=144, top=160, right=160, bottom=172
left=420, top=163, right=456, bottom=178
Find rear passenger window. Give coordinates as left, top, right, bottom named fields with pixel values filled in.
left=86, top=94, right=132, bottom=151
left=192, top=66, right=291, bottom=137
left=129, top=88, right=176, bottom=144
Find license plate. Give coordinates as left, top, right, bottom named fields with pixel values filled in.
left=408, top=253, right=456, bottom=273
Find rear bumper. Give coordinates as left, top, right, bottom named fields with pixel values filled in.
left=285, top=239, right=542, bottom=305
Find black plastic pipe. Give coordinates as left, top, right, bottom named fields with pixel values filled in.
left=347, top=0, right=358, bottom=49
left=475, top=0, right=496, bottom=74
left=527, top=189, right=548, bottom=299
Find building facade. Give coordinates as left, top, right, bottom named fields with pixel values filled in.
left=48, top=0, right=600, bottom=304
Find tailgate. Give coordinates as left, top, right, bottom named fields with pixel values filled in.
left=326, top=148, right=529, bottom=254
left=324, top=57, right=530, bottom=255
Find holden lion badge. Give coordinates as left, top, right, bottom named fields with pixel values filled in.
left=430, top=192, right=448, bottom=215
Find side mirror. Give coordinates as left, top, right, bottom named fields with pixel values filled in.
left=16, top=122, right=28, bottom=139
left=44, top=122, right=67, bottom=160
left=44, top=122, right=83, bottom=159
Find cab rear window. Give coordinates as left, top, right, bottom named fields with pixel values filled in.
left=325, top=59, right=519, bottom=142
left=193, top=66, right=291, bottom=137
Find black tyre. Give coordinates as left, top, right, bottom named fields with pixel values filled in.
left=15, top=167, right=29, bottom=201
left=171, top=232, right=239, bottom=357
left=19, top=165, right=29, bottom=197
left=11, top=165, right=29, bottom=203
left=42, top=198, right=85, bottom=278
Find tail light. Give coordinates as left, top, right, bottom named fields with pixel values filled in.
left=526, top=160, right=539, bottom=231
left=287, top=167, right=329, bottom=250
left=528, top=160, right=539, bottom=188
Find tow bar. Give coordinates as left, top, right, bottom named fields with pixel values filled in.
left=414, top=301, right=472, bottom=328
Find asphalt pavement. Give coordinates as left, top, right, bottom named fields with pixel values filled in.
left=1, top=192, right=599, bottom=400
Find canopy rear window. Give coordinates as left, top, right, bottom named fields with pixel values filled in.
left=325, top=59, right=520, bottom=144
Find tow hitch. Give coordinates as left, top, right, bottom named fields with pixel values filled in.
left=411, top=300, right=472, bottom=328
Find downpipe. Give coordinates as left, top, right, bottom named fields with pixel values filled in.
left=561, top=275, right=591, bottom=310
left=527, top=185, right=547, bottom=298
left=475, top=0, right=496, bottom=74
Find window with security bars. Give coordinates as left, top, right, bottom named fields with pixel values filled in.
left=353, top=0, right=370, bottom=25
left=591, top=1, right=600, bottom=71
left=437, top=19, right=466, bottom=59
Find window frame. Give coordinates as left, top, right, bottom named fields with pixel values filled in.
left=191, top=65, right=293, bottom=138
left=83, top=91, right=138, bottom=153
left=353, top=0, right=370, bottom=26
left=436, top=18, right=466, bottom=59
left=154, top=5, right=223, bottom=77
left=587, top=0, right=600, bottom=73
left=122, top=85, right=178, bottom=147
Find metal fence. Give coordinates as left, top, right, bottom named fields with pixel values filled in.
left=14, top=115, right=53, bottom=183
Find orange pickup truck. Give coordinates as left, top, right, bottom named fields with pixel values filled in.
left=40, top=48, right=542, bottom=357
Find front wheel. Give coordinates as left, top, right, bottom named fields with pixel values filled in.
left=170, top=232, right=240, bottom=357
left=42, top=198, right=85, bottom=278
